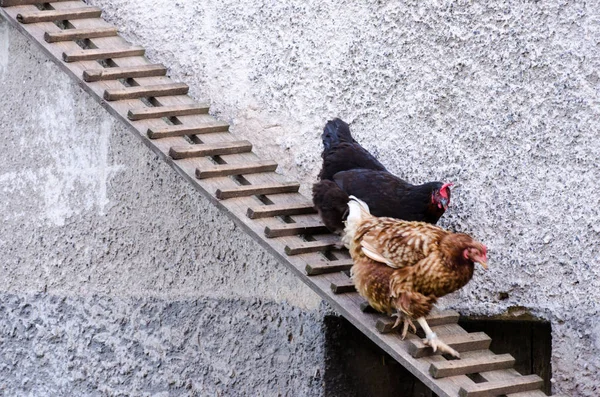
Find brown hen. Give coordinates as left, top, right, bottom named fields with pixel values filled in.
left=343, top=196, right=487, bottom=357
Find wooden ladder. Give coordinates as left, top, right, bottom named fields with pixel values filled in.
left=0, top=2, right=555, bottom=396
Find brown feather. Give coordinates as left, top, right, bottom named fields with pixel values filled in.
left=349, top=215, right=486, bottom=321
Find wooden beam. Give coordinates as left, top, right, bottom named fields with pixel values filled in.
left=1, top=0, right=70, bottom=6
left=375, top=310, right=461, bottom=334
left=17, top=7, right=102, bottom=24
left=83, top=64, right=167, bottom=82
left=44, top=27, right=118, bottom=43
left=216, top=182, right=300, bottom=200
left=305, top=259, right=353, bottom=275
left=458, top=374, right=544, bottom=397
left=128, top=103, right=210, bottom=121
left=196, top=161, right=278, bottom=179
left=169, top=141, right=253, bottom=160
left=376, top=310, right=460, bottom=334
left=429, top=354, right=515, bottom=378
left=63, top=46, right=145, bottom=62
left=264, top=222, right=329, bottom=238
left=330, top=278, right=356, bottom=294
left=147, top=122, right=229, bottom=139
left=104, top=83, right=189, bottom=101
left=247, top=203, right=316, bottom=219
left=284, top=241, right=335, bottom=255
left=408, top=332, right=491, bottom=358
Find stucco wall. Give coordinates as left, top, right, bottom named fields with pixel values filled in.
left=1, top=0, right=599, bottom=395
left=0, top=18, right=325, bottom=396
left=81, top=1, right=599, bottom=395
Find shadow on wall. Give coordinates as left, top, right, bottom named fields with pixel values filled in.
left=323, top=316, right=552, bottom=397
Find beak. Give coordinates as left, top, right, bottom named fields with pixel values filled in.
left=478, top=260, right=488, bottom=270
left=439, top=197, right=449, bottom=210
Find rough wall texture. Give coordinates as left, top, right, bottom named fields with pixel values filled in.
left=82, top=1, right=598, bottom=395
left=1, top=0, right=599, bottom=395
left=0, top=18, right=326, bottom=396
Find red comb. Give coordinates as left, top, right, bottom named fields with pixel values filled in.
left=440, top=182, right=454, bottom=198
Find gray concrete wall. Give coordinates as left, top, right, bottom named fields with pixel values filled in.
left=82, top=1, right=599, bottom=395
left=1, top=0, right=599, bottom=394
left=0, top=18, right=326, bottom=396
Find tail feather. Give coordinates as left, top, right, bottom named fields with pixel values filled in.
left=322, top=118, right=355, bottom=154
left=342, top=196, right=371, bottom=248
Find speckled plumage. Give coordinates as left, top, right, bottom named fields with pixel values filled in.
left=347, top=210, right=485, bottom=319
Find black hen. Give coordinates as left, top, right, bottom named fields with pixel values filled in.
left=312, top=118, right=452, bottom=233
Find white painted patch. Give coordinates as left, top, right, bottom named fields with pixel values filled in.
left=0, top=19, right=8, bottom=81
left=29, top=82, right=125, bottom=226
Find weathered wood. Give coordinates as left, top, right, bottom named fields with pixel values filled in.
left=128, top=103, right=210, bottom=121
left=169, top=141, right=253, bottom=160
left=63, top=46, right=145, bottom=62
left=408, top=332, right=491, bottom=358
left=247, top=203, right=316, bottom=219
left=265, top=222, right=329, bottom=238
left=147, top=121, right=229, bottom=139
left=44, top=27, right=118, bottom=43
left=284, top=241, right=335, bottom=255
left=430, top=354, right=515, bottom=378
left=376, top=310, right=461, bottom=334
left=331, top=278, right=356, bottom=294
left=83, top=64, right=167, bottom=82
left=458, top=375, right=544, bottom=397
left=104, top=83, right=189, bottom=101
left=17, top=7, right=102, bottom=23
left=216, top=182, right=300, bottom=200
left=196, top=160, right=278, bottom=179
left=305, top=259, right=353, bottom=275
left=1, top=0, right=70, bottom=6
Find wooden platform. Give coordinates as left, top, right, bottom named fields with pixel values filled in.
left=0, top=2, right=554, bottom=396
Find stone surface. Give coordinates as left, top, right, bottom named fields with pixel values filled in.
left=0, top=292, right=325, bottom=396
left=2, top=0, right=600, bottom=395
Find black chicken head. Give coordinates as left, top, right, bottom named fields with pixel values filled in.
left=431, top=182, right=453, bottom=211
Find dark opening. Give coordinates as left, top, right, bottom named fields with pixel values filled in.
left=323, top=315, right=437, bottom=397
left=323, top=315, right=553, bottom=397
left=459, top=318, right=552, bottom=395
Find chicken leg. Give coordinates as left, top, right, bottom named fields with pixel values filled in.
left=416, top=317, right=460, bottom=358
left=392, top=310, right=417, bottom=339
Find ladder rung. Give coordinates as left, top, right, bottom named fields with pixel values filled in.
left=247, top=203, right=316, bottom=219
left=330, top=279, right=355, bottom=294
left=147, top=121, right=229, bottom=139
left=376, top=310, right=460, bottom=334
left=408, top=332, right=491, bottom=358
left=128, top=103, right=209, bottom=120
left=265, top=222, right=328, bottom=238
left=1, top=0, right=71, bottom=6
left=216, top=182, right=300, bottom=200
left=63, top=46, right=145, bottom=62
left=429, top=353, right=515, bottom=378
left=305, top=259, right=353, bottom=276
left=45, top=27, right=118, bottom=43
left=459, top=374, right=544, bottom=397
left=284, top=241, right=335, bottom=256
left=196, top=160, right=278, bottom=179
left=83, top=64, right=167, bottom=82
left=17, top=7, right=102, bottom=23
left=169, top=140, right=252, bottom=160
left=104, top=83, right=188, bottom=101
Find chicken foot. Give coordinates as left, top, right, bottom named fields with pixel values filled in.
left=416, top=317, right=460, bottom=358
left=392, top=311, right=417, bottom=339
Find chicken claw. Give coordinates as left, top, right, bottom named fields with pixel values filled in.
left=422, top=333, right=460, bottom=358
left=391, top=312, right=417, bottom=339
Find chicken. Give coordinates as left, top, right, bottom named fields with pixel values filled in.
left=312, top=118, right=452, bottom=233
left=343, top=196, right=487, bottom=358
